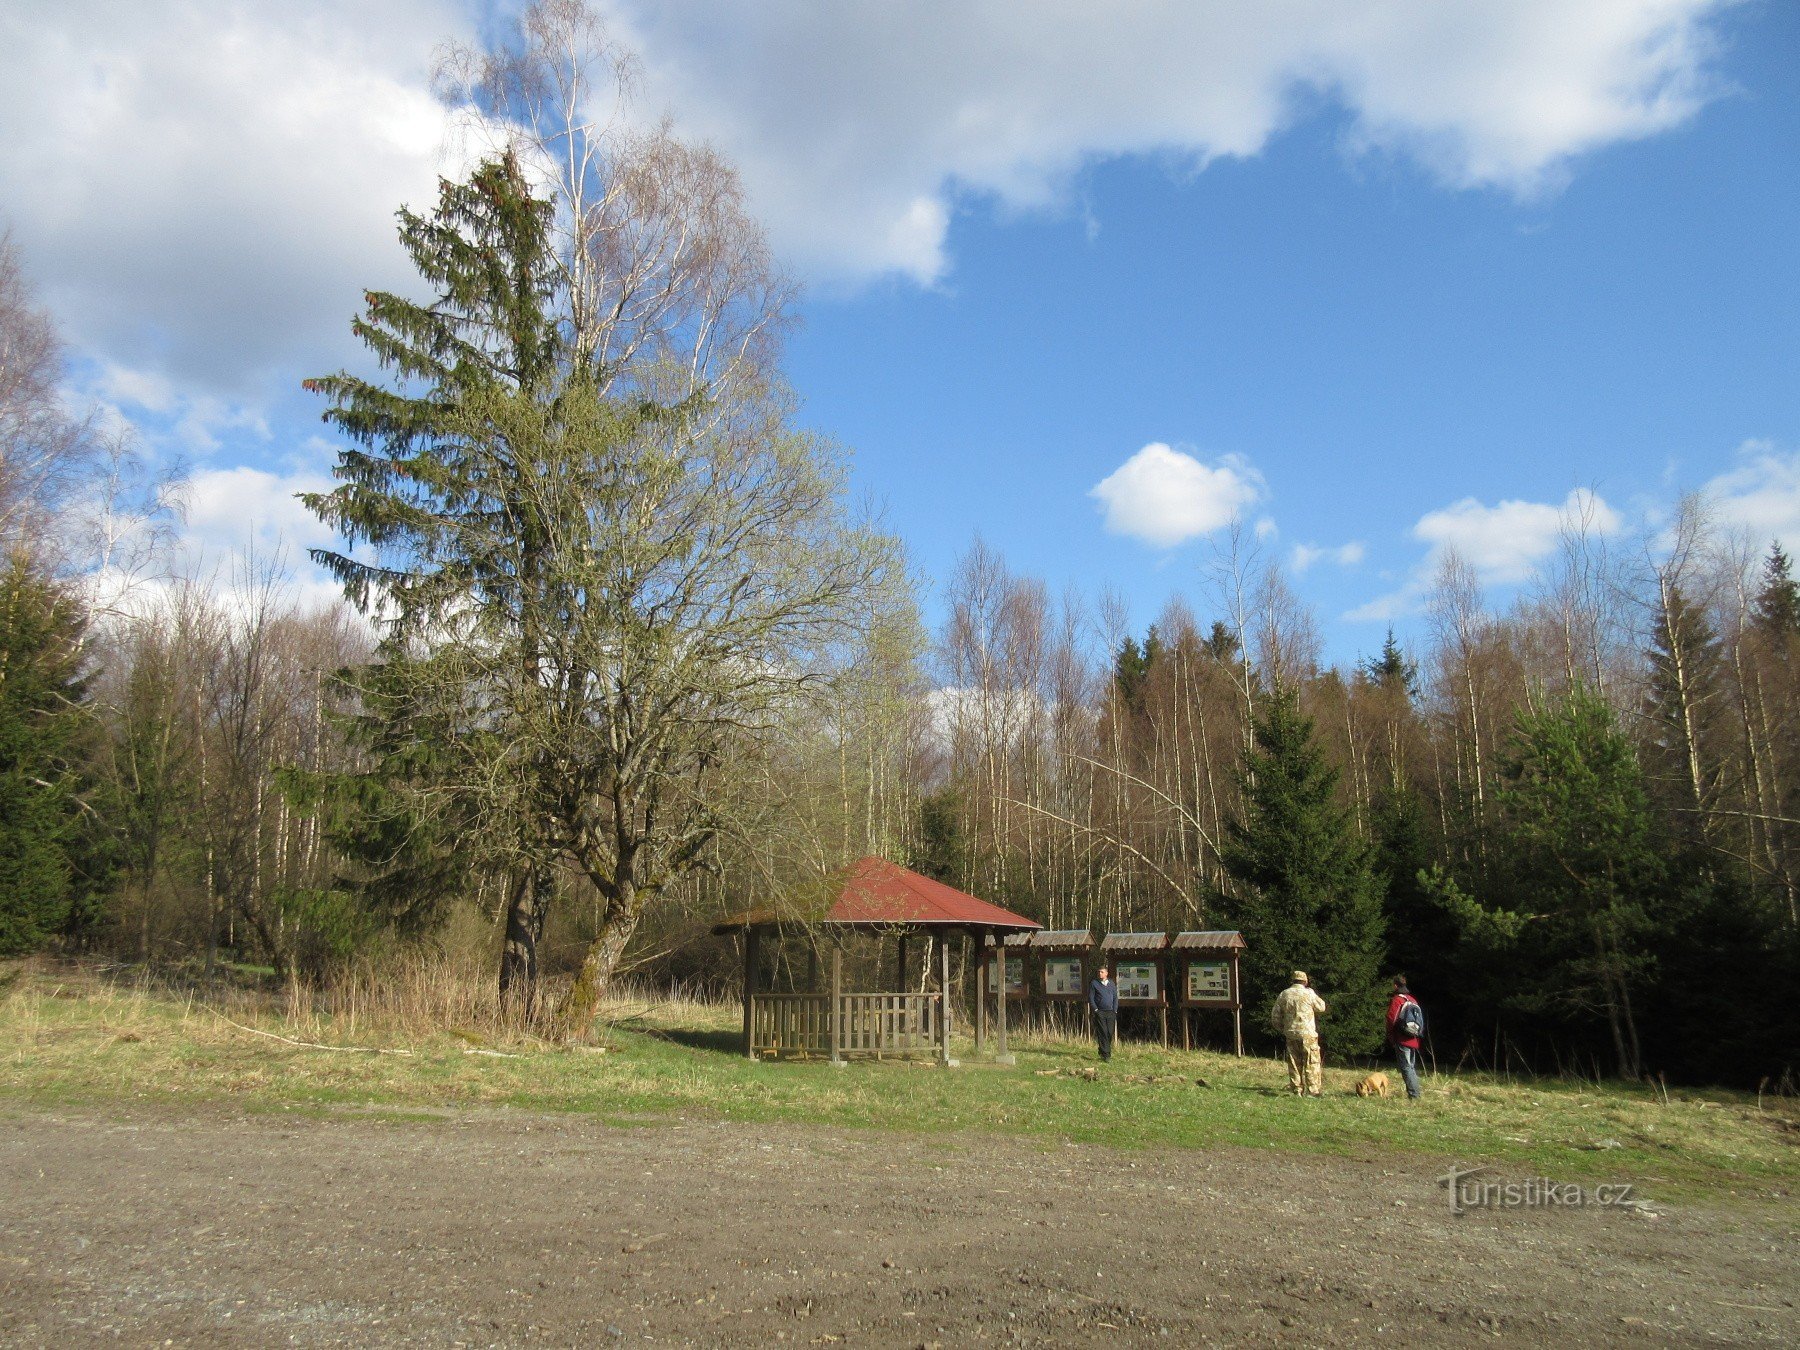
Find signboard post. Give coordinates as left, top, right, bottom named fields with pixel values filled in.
left=1172, top=932, right=1247, bottom=1055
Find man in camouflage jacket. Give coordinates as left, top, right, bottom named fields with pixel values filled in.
left=1272, top=970, right=1327, bottom=1097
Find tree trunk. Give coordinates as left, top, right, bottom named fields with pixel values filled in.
left=560, top=884, right=641, bottom=1038
left=499, top=866, right=550, bottom=1019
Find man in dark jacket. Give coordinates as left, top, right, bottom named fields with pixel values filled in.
left=1386, top=976, right=1424, bottom=1099
left=1089, top=965, right=1118, bottom=1061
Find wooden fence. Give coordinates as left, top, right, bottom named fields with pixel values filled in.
left=750, top=991, right=942, bottom=1060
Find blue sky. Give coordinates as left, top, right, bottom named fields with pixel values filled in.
left=3, top=0, right=1795, bottom=665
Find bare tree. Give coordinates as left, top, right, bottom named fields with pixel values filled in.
left=0, top=229, right=91, bottom=549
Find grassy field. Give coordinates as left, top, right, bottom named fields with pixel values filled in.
left=3, top=960, right=1794, bottom=1207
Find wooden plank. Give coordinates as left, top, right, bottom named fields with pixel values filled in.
left=995, top=930, right=1010, bottom=1061
left=830, top=946, right=843, bottom=1063
left=742, top=928, right=760, bottom=1059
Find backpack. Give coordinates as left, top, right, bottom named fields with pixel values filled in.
left=1397, top=997, right=1425, bottom=1040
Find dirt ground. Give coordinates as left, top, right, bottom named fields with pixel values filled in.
left=1, top=1103, right=1794, bottom=1347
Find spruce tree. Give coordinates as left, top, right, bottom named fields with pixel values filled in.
left=1752, top=543, right=1800, bottom=636
left=1498, top=688, right=1660, bottom=1079
left=1215, top=685, right=1388, bottom=1051
left=0, top=556, right=91, bottom=953
left=306, top=151, right=896, bottom=1028
left=304, top=151, right=574, bottom=1010
left=1360, top=627, right=1418, bottom=698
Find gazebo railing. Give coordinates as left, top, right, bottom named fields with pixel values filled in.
left=837, top=992, right=939, bottom=1056
left=750, top=991, right=943, bottom=1059
left=752, top=993, right=831, bottom=1056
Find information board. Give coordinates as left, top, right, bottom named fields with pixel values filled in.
left=1043, top=957, right=1084, bottom=998
left=988, top=953, right=1026, bottom=998
left=1115, top=960, right=1161, bottom=1003
left=1184, top=959, right=1235, bottom=1006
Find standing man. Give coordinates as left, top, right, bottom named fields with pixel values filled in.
left=1089, top=964, right=1118, bottom=1062
left=1386, top=976, right=1425, bottom=1100
left=1272, top=970, right=1327, bottom=1097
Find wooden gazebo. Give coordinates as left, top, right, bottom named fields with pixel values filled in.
left=712, top=857, right=1042, bottom=1066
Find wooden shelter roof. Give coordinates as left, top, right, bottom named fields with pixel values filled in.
left=1015, top=929, right=1094, bottom=949
left=1170, top=930, right=1247, bottom=951
left=711, top=856, right=1042, bottom=935
left=1100, top=931, right=1169, bottom=951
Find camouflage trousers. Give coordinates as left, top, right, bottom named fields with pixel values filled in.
left=1284, top=1033, right=1322, bottom=1096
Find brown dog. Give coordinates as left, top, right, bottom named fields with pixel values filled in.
left=1355, top=1071, right=1391, bottom=1098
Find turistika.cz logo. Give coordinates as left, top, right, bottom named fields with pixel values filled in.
left=1436, top=1164, right=1640, bottom=1216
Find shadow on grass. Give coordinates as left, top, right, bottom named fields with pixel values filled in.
left=652, top=1026, right=745, bottom=1056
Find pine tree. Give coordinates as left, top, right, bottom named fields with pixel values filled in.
left=1215, top=685, right=1388, bottom=1051
left=0, top=556, right=91, bottom=953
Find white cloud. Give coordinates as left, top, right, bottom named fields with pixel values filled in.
left=0, top=0, right=1732, bottom=411
left=1412, top=486, right=1620, bottom=583
left=1090, top=443, right=1263, bottom=548
left=179, top=465, right=338, bottom=565
left=0, top=1, right=468, bottom=399
left=1705, top=441, right=1800, bottom=551
left=610, top=0, right=1731, bottom=283
left=1343, top=588, right=1414, bottom=625
left=1346, top=485, right=1621, bottom=621
left=1292, top=540, right=1366, bottom=574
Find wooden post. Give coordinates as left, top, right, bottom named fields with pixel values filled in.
left=742, top=927, right=760, bottom=1059
left=830, top=943, right=844, bottom=1066
left=995, top=932, right=1013, bottom=1065
left=975, top=943, right=988, bottom=1053
left=937, top=933, right=952, bottom=1066
left=897, top=934, right=908, bottom=992
left=1233, top=954, right=1244, bottom=1056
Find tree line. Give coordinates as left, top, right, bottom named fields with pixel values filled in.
left=1, top=2, right=1794, bottom=1082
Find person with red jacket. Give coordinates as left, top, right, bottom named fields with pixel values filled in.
left=1386, top=976, right=1425, bottom=1099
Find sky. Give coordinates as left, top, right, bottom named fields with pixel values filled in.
left=2, top=0, right=1796, bottom=665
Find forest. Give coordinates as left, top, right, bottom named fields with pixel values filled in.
left=2, top=2, right=1794, bottom=1090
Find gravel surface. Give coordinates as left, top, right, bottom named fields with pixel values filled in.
left=2, top=1102, right=1794, bottom=1346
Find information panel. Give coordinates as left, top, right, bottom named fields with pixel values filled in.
left=1184, top=960, right=1235, bottom=1006
left=988, top=953, right=1026, bottom=998
left=1043, top=957, right=1084, bottom=998
left=1115, top=960, right=1161, bottom=1003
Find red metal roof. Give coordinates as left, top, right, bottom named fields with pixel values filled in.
left=712, top=856, right=1042, bottom=933
left=829, top=857, right=1040, bottom=930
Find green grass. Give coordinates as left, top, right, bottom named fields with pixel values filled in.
left=3, top=961, right=1794, bottom=1207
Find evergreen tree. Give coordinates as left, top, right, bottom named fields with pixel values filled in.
left=911, top=788, right=967, bottom=887
left=1203, top=621, right=1240, bottom=662
left=306, top=151, right=896, bottom=1027
left=1498, top=688, right=1661, bottom=1079
left=1215, top=686, right=1388, bottom=1051
left=0, top=556, right=92, bottom=952
left=1360, top=628, right=1418, bottom=698
left=1111, top=625, right=1162, bottom=714
left=1752, top=542, right=1800, bottom=636
left=304, top=151, right=573, bottom=1010
left=1371, top=786, right=1456, bottom=1012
